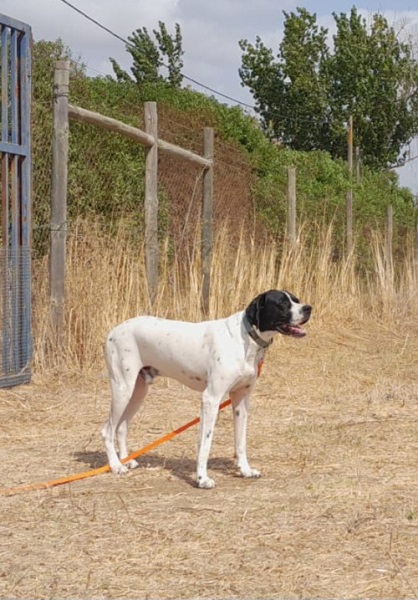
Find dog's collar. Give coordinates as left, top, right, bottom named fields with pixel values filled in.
left=242, top=314, right=273, bottom=349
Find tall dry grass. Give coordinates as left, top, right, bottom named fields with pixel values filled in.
left=32, top=218, right=418, bottom=374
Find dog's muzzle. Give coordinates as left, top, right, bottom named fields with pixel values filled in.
left=277, top=305, right=312, bottom=338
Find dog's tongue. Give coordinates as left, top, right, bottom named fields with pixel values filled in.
left=280, top=324, right=306, bottom=337
left=289, top=325, right=306, bottom=337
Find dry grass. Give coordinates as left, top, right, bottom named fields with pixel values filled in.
left=1, top=220, right=418, bottom=598
left=33, top=218, right=418, bottom=373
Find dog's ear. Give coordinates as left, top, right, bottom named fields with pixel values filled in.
left=247, top=290, right=292, bottom=331
left=245, top=292, right=268, bottom=328
left=262, top=291, right=289, bottom=328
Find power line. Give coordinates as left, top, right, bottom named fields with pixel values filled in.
left=57, top=0, right=256, bottom=110
left=55, top=0, right=418, bottom=146
left=56, top=0, right=336, bottom=125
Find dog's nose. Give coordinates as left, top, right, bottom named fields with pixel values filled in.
left=303, top=305, right=312, bottom=316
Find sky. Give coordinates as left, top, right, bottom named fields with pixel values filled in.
left=2, top=0, right=418, bottom=194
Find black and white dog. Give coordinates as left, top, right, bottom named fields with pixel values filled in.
left=102, top=290, right=311, bottom=488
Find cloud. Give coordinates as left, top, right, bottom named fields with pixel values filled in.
left=2, top=0, right=180, bottom=75
left=2, top=0, right=418, bottom=191
left=2, top=0, right=295, bottom=102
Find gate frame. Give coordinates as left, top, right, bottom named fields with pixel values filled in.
left=0, top=14, right=32, bottom=388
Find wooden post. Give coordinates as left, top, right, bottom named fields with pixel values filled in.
left=346, top=115, right=354, bottom=254
left=50, top=60, right=70, bottom=341
left=287, top=166, right=296, bottom=244
left=355, top=146, right=361, bottom=184
left=66, top=104, right=211, bottom=168
left=347, top=115, right=353, bottom=174
left=202, top=127, right=214, bottom=315
left=414, top=197, right=418, bottom=276
left=385, top=204, right=393, bottom=276
left=415, top=210, right=418, bottom=275
left=144, top=101, right=158, bottom=305
left=346, top=189, right=353, bottom=255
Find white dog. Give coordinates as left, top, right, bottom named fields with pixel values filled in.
left=102, top=290, right=311, bottom=489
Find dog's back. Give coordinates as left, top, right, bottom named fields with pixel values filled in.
left=106, top=314, right=242, bottom=389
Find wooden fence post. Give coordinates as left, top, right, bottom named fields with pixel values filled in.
left=355, top=146, right=361, bottom=184
left=346, top=190, right=353, bottom=255
left=385, top=204, right=393, bottom=276
left=346, top=115, right=354, bottom=255
left=202, top=127, right=214, bottom=315
left=144, top=101, right=159, bottom=305
left=287, top=166, right=296, bottom=244
left=415, top=198, right=418, bottom=274
left=50, top=60, right=70, bottom=341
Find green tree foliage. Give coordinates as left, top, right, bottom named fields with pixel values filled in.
left=239, top=7, right=418, bottom=169
left=110, top=21, right=184, bottom=87
left=240, top=9, right=330, bottom=152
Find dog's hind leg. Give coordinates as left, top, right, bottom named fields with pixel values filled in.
left=102, top=370, right=149, bottom=474
left=102, top=335, right=150, bottom=474
left=116, top=372, right=149, bottom=469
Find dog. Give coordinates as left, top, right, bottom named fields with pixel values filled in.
left=101, top=290, right=311, bottom=489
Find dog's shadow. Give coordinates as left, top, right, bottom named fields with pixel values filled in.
left=73, top=451, right=236, bottom=487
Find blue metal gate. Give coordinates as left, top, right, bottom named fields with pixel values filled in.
left=0, top=14, right=32, bottom=387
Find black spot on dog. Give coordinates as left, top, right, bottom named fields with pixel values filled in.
left=206, top=431, right=212, bottom=439
left=235, top=409, right=240, bottom=417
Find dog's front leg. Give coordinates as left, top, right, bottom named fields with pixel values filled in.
left=231, top=391, right=261, bottom=479
left=196, top=389, right=222, bottom=489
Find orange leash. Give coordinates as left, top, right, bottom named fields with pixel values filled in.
left=0, top=361, right=264, bottom=497
left=0, top=398, right=232, bottom=497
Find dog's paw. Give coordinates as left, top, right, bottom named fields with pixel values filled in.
left=197, top=476, right=216, bottom=489
left=110, top=463, right=129, bottom=475
left=239, top=467, right=261, bottom=479
left=125, top=459, right=139, bottom=470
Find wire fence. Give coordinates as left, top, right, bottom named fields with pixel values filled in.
left=28, top=58, right=418, bottom=350
left=23, top=54, right=418, bottom=378
left=32, top=89, right=259, bottom=261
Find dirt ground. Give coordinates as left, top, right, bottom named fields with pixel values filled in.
left=1, top=322, right=418, bottom=599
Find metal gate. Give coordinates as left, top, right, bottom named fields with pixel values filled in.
left=0, top=15, right=32, bottom=387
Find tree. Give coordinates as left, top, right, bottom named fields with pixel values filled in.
left=328, top=9, right=418, bottom=168
left=239, top=7, right=418, bottom=169
left=240, top=8, right=330, bottom=152
left=110, top=21, right=184, bottom=88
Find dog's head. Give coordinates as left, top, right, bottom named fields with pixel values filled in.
left=245, top=290, right=311, bottom=338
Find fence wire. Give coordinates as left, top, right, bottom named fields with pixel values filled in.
left=0, top=247, right=31, bottom=387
